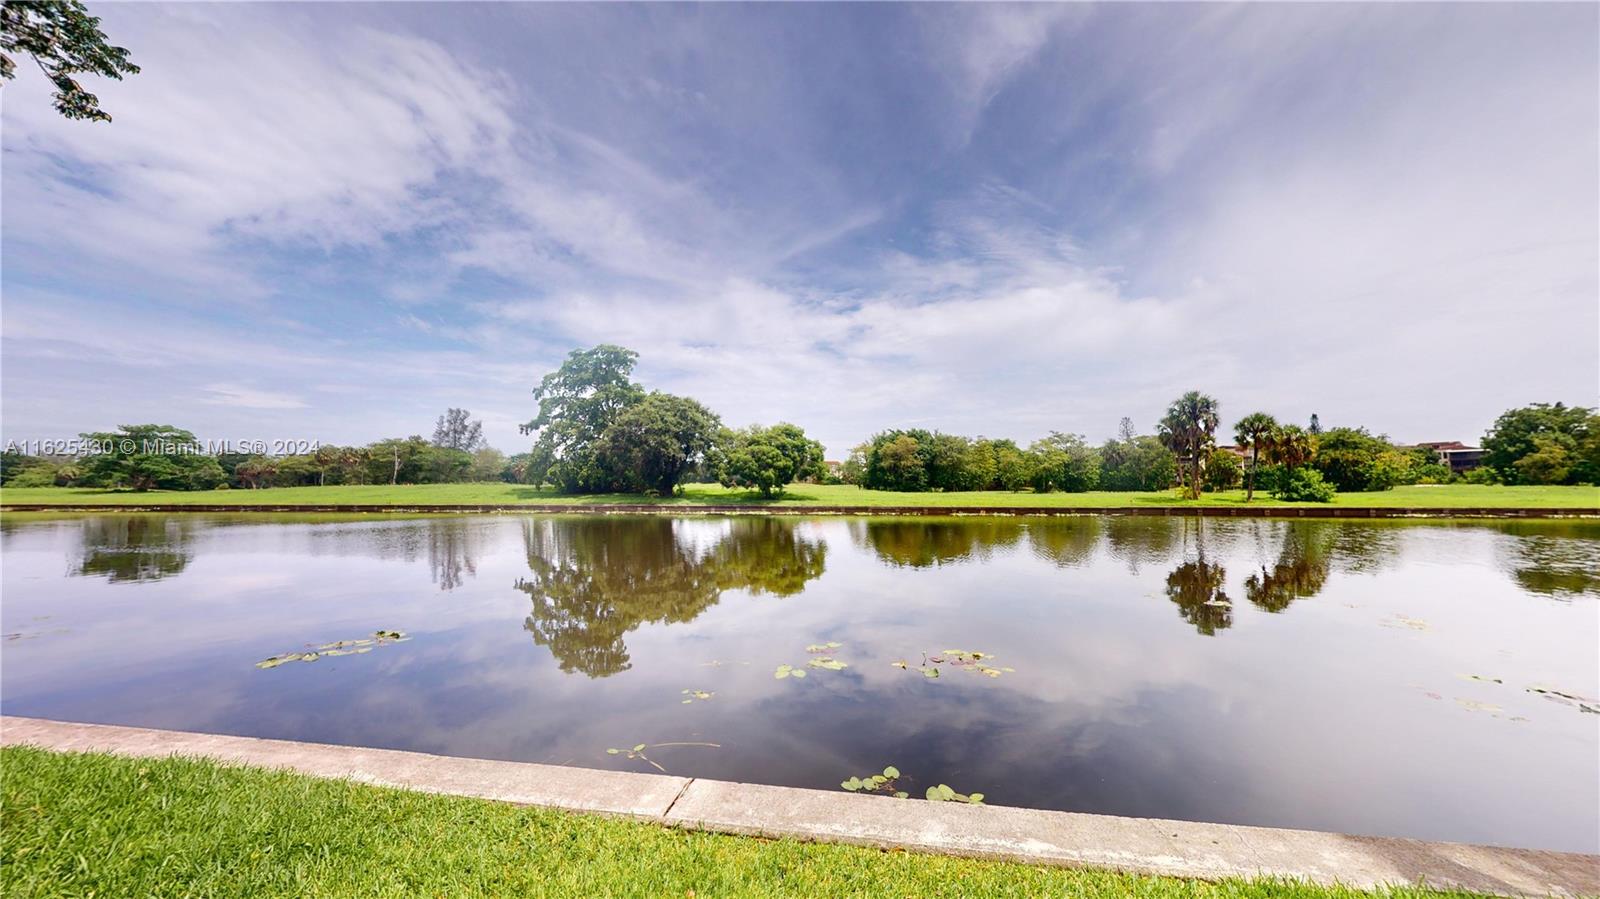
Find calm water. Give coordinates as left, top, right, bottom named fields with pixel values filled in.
left=2, top=512, right=1596, bottom=852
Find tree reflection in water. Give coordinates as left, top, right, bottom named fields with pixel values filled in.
left=427, top=521, right=487, bottom=591
left=1164, top=520, right=1231, bottom=635
left=852, top=519, right=1025, bottom=568
left=1500, top=526, right=1600, bottom=599
left=517, top=517, right=827, bottom=677
left=1245, top=522, right=1334, bottom=613
left=70, top=515, right=195, bottom=583
left=1105, top=517, right=1180, bottom=574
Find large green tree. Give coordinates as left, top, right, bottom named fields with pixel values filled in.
left=522, top=345, right=646, bottom=493
left=1482, top=403, right=1599, bottom=485
left=1233, top=412, right=1277, bottom=502
left=77, top=425, right=225, bottom=491
left=1158, top=391, right=1219, bottom=500
left=1026, top=432, right=1100, bottom=493
left=717, top=423, right=825, bottom=497
left=1313, top=427, right=1405, bottom=492
left=1098, top=433, right=1176, bottom=491
left=596, top=392, right=722, bottom=495
left=1, top=1, right=138, bottom=122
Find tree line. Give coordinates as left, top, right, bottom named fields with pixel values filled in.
left=1, top=345, right=1595, bottom=498
left=0, top=414, right=519, bottom=491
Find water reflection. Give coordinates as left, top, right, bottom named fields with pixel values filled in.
left=3, top=512, right=1596, bottom=853
left=852, top=519, right=1025, bottom=568
left=516, top=517, right=827, bottom=677
left=1245, top=523, right=1333, bottom=613
left=427, top=522, right=484, bottom=591
left=1027, top=518, right=1102, bottom=568
left=1105, top=517, right=1181, bottom=573
left=70, top=515, right=195, bottom=583
left=1501, top=530, right=1600, bottom=599
left=1165, top=558, right=1232, bottom=635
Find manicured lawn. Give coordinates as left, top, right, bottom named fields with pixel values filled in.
left=0, top=747, right=1490, bottom=898
left=1, top=482, right=1596, bottom=509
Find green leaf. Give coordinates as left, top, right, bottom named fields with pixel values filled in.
left=606, top=748, right=620, bottom=755
left=925, top=786, right=942, bottom=801
left=633, top=744, right=646, bottom=752
left=883, top=766, right=899, bottom=779
left=937, top=784, right=955, bottom=800
left=791, top=669, right=807, bottom=678
left=842, top=778, right=860, bottom=791
left=871, top=774, right=887, bottom=784
left=967, top=793, right=985, bottom=804
left=894, top=791, right=909, bottom=799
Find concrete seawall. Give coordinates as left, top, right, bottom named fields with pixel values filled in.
left=3, top=716, right=1595, bottom=897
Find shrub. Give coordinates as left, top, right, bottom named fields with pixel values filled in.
left=1203, top=449, right=1242, bottom=491
left=1272, top=467, right=1336, bottom=502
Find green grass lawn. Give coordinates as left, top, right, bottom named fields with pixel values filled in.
left=0, top=747, right=1491, bottom=898
left=1, top=481, right=1596, bottom=509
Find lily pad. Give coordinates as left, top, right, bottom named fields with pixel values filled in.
left=257, top=629, right=410, bottom=670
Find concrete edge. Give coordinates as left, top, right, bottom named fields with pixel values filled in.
left=2, top=717, right=1594, bottom=897
left=1, top=503, right=1596, bottom=519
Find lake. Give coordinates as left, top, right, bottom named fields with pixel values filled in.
left=2, top=512, right=1595, bottom=853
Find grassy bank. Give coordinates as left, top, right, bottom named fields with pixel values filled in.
left=0, top=747, right=1490, bottom=898
left=1, top=482, right=1595, bottom=509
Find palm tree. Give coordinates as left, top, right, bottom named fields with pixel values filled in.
left=1265, top=424, right=1314, bottom=470
left=1158, top=391, right=1220, bottom=500
left=1233, top=412, right=1278, bottom=502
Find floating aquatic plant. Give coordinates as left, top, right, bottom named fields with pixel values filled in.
left=1459, top=674, right=1503, bottom=684
left=604, top=741, right=720, bottom=774
left=892, top=649, right=1013, bottom=679
left=778, top=642, right=851, bottom=679
left=840, top=765, right=907, bottom=799
left=924, top=783, right=985, bottom=805
left=256, top=630, right=410, bottom=669
left=1528, top=685, right=1600, bottom=714
left=680, top=689, right=714, bottom=704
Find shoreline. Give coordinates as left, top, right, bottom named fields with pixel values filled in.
left=2, top=502, right=1595, bottom=518
left=3, top=716, right=1593, bottom=897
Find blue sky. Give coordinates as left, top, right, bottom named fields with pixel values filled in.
left=3, top=2, right=1596, bottom=458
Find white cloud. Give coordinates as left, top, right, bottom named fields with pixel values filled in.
left=2, top=6, right=517, bottom=298
left=200, top=384, right=307, bottom=410
left=1, top=4, right=1594, bottom=457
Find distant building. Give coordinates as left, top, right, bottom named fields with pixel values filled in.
left=1216, top=444, right=1251, bottom=460
left=1415, top=441, right=1484, bottom=473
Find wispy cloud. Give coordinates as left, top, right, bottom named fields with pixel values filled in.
left=200, top=384, right=307, bottom=411
left=2, top=3, right=1594, bottom=455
